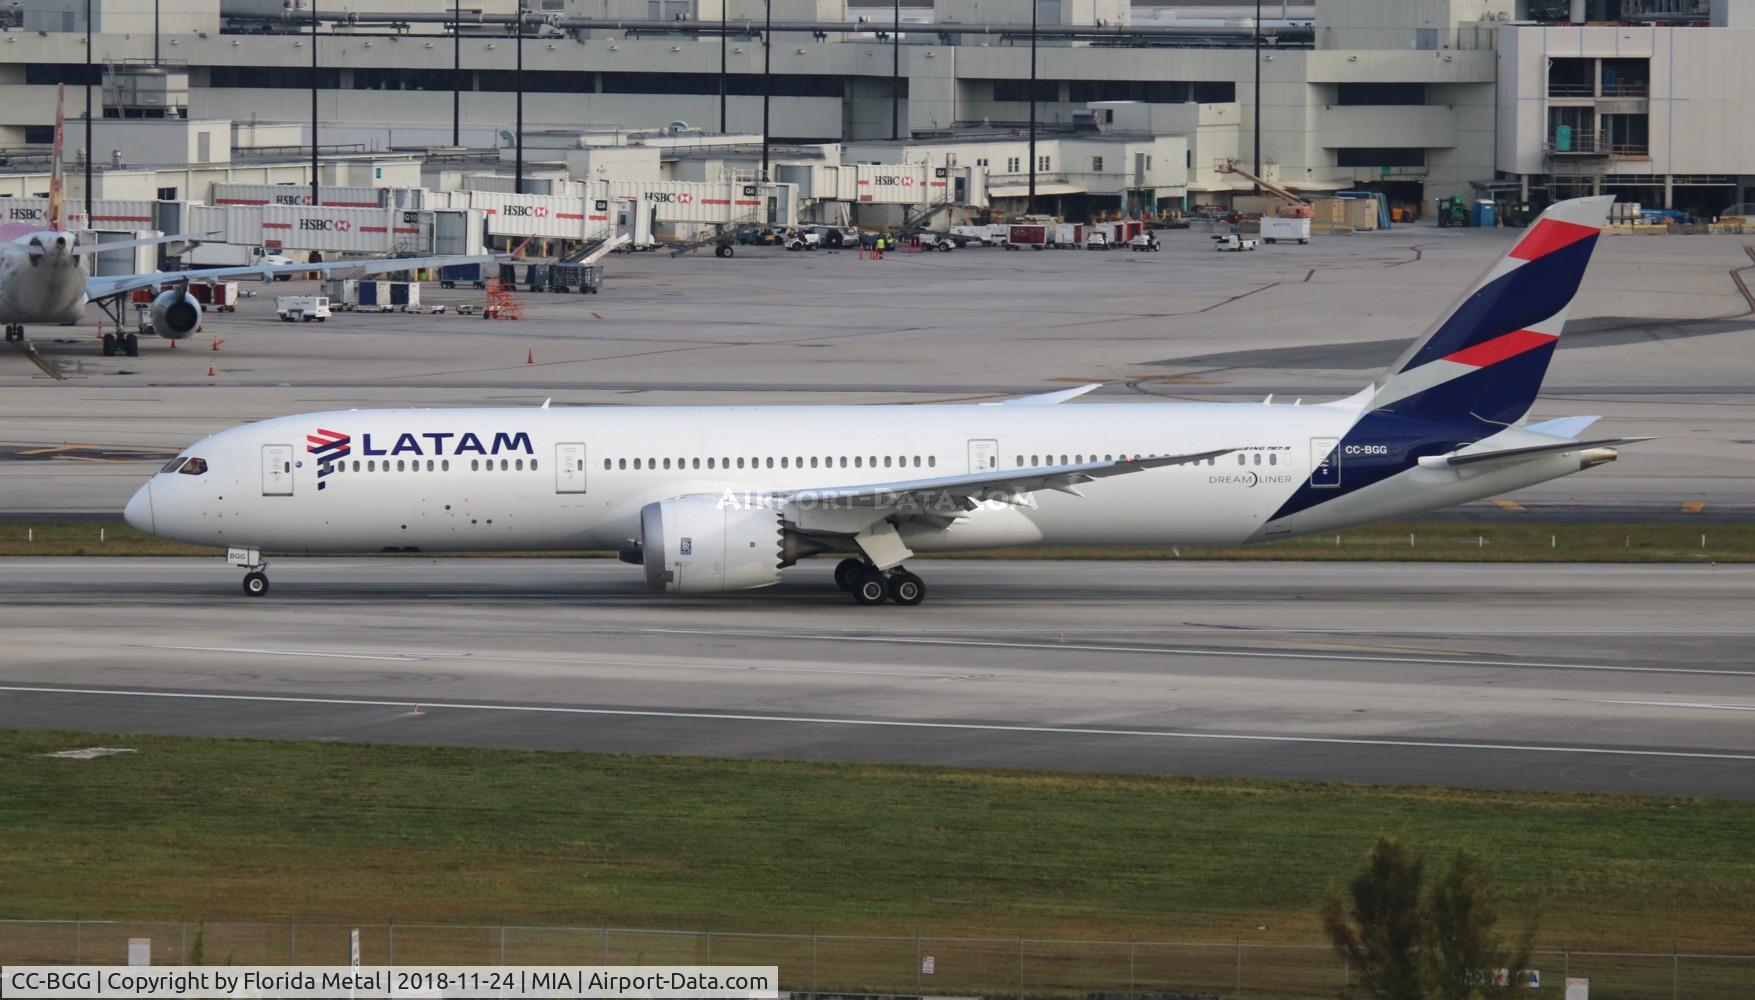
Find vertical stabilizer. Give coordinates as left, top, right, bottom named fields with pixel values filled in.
left=1367, top=196, right=1614, bottom=428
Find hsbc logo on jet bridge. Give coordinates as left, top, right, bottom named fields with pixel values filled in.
left=8, top=207, right=44, bottom=220
left=501, top=204, right=551, bottom=218
left=644, top=192, right=695, bottom=204
left=299, top=218, right=353, bottom=232
left=872, top=176, right=915, bottom=187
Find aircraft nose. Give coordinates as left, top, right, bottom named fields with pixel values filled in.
left=123, top=482, right=155, bottom=534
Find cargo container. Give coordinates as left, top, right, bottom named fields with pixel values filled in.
left=1051, top=222, right=1083, bottom=248
left=497, top=263, right=545, bottom=290
left=188, top=281, right=240, bottom=312
left=355, top=280, right=420, bottom=311
left=1260, top=216, right=1311, bottom=244
left=439, top=262, right=486, bottom=289
left=546, top=262, right=603, bottom=294
left=323, top=278, right=359, bottom=309
left=1005, top=224, right=1049, bottom=250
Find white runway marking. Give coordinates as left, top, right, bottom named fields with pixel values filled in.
left=147, top=644, right=983, bottom=680
left=146, top=644, right=470, bottom=663
left=1592, top=700, right=1755, bottom=713
left=640, top=628, right=1754, bottom=678
left=2, top=684, right=1752, bottom=763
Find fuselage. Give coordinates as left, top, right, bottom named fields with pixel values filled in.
left=0, top=227, right=89, bottom=325
left=126, top=402, right=1596, bottom=557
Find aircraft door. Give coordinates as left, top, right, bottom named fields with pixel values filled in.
left=1309, top=437, right=1341, bottom=488
left=967, top=438, right=999, bottom=474
left=261, top=444, right=294, bottom=496
left=555, top=442, right=588, bottom=494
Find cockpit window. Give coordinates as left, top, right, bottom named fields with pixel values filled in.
left=160, top=457, right=188, bottom=474
left=179, top=457, right=209, bottom=476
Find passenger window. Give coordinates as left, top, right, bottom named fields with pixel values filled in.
left=781, top=457, right=789, bottom=469
left=737, top=458, right=745, bottom=469
left=1237, top=454, right=1246, bottom=465
left=470, top=459, right=479, bottom=471
left=369, top=460, right=378, bottom=472
left=707, top=458, right=715, bottom=469
left=1269, top=454, right=1277, bottom=466
left=531, top=459, right=538, bottom=470
left=634, top=458, right=642, bottom=470
left=443, top=460, right=450, bottom=471
left=1253, top=454, right=1262, bottom=466
left=839, top=457, right=847, bottom=468
left=604, top=459, right=612, bottom=470
left=810, top=457, right=819, bottom=469
left=352, top=460, right=360, bottom=472
left=178, top=458, right=208, bottom=476
left=500, top=459, right=509, bottom=471
left=161, top=457, right=187, bottom=474
left=913, top=456, right=921, bottom=467
left=854, top=457, right=863, bottom=468
left=765, top=457, right=774, bottom=469
left=692, top=458, right=700, bottom=469
left=663, top=458, right=672, bottom=470
left=427, top=460, right=435, bottom=471
left=516, top=459, right=524, bottom=471
left=928, top=456, right=936, bottom=467
left=619, top=458, right=627, bottom=469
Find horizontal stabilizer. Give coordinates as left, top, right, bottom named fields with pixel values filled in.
left=1524, top=415, right=1601, bottom=439
left=1417, top=436, right=1653, bottom=470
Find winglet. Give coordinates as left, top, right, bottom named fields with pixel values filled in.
left=999, top=383, right=1104, bottom=406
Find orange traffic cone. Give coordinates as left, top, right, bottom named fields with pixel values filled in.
left=207, top=363, right=216, bottom=377
left=526, top=349, right=534, bottom=365
left=170, top=338, right=178, bottom=349
left=210, top=338, right=222, bottom=351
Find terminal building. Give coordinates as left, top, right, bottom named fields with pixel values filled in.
left=1, top=0, right=1752, bottom=228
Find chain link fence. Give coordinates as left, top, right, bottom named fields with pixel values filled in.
left=2, top=920, right=1751, bottom=998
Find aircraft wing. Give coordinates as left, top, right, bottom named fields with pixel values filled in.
left=85, top=253, right=498, bottom=301
left=781, top=448, right=1237, bottom=512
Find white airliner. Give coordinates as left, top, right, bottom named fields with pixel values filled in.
left=1, top=86, right=489, bottom=356
left=125, top=196, right=1643, bottom=604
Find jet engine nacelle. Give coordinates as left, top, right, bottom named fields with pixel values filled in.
left=639, top=494, right=786, bottom=593
left=149, top=288, right=202, bottom=339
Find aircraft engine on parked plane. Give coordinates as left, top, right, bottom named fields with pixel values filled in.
left=149, top=288, right=202, bottom=338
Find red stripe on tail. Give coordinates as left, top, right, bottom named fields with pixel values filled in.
left=1508, top=218, right=1597, bottom=261
left=1442, top=329, right=1558, bottom=368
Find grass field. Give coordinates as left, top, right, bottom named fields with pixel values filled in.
left=2, top=519, right=1750, bottom=561
left=2, top=729, right=1751, bottom=958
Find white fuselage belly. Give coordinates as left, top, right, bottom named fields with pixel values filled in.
left=140, top=403, right=1588, bottom=555
left=0, top=245, right=87, bottom=324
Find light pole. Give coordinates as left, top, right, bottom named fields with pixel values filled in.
left=760, top=0, right=771, bottom=181
left=1026, top=0, right=1037, bottom=215
left=1252, top=0, right=1262, bottom=192
left=719, top=0, right=727, bottom=133
left=514, top=10, right=524, bottom=195
left=453, top=0, right=461, bottom=146
left=84, top=0, right=92, bottom=221
left=890, top=0, right=900, bottom=140
left=310, top=0, right=320, bottom=207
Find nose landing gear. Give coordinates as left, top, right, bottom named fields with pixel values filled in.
left=3, top=324, right=22, bottom=343
left=231, top=547, right=270, bottom=597
left=835, top=557, right=927, bottom=606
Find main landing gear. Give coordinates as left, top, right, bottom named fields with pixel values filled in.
left=834, top=557, right=926, bottom=606
left=3, top=324, right=23, bottom=343
left=100, top=331, right=140, bottom=357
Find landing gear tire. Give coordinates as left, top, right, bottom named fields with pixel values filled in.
left=716, top=244, right=734, bottom=258
left=833, top=557, right=865, bottom=592
left=887, top=570, right=926, bottom=606
left=123, top=332, right=140, bottom=357
left=101, top=333, right=117, bottom=357
left=242, top=571, right=269, bottom=597
left=850, top=569, right=889, bottom=606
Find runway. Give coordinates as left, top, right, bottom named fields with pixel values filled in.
left=2, top=558, right=1752, bottom=797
